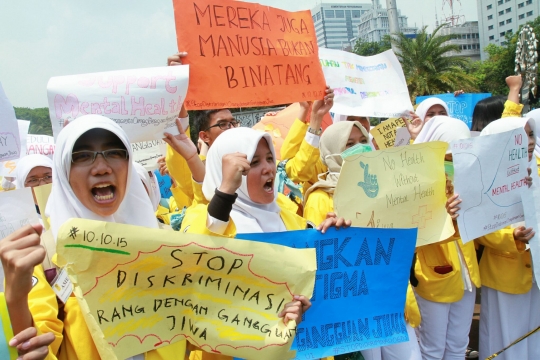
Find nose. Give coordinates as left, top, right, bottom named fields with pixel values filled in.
left=91, top=154, right=113, bottom=175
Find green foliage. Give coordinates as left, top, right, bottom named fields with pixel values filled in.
left=469, top=16, right=540, bottom=107
left=335, top=351, right=365, bottom=360
left=14, top=107, right=53, bottom=136
left=353, top=36, right=392, bottom=57
left=391, top=24, right=478, bottom=101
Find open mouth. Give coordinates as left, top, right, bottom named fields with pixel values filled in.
left=263, top=178, right=274, bottom=193
left=91, top=183, right=116, bottom=203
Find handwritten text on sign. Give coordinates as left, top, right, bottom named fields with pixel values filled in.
left=319, top=48, right=413, bottom=118
left=370, top=117, right=406, bottom=150
left=47, top=66, right=189, bottom=143
left=334, top=142, right=454, bottom=246
left=26, top=135, right=55, bottom=159
left=452, top=128, right=529, bottom=243
left=237, top=227, right=417, bottom=359
left=0, top=83, right=21, bottom=162
left=56, top=219, right=316, bottom=360
left=173, top=0, right=326, bottom=109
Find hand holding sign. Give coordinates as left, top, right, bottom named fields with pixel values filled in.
left=358, top=162, right=379, bottom=198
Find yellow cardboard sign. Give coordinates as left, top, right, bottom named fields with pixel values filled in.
left=33, top=183, right=52, bottom=230
left=334, top=142, right=454, bottom=246
left=369, top=117, right=406, bottom=149
left=56, top=219, right=316, bottom=360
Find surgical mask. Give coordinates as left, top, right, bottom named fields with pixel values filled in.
left=444, top=160, right=454, bottom=181
left=341, top=143, right=372, bottom=159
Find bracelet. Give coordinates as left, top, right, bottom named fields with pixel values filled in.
left=307, top=127, right=322, bottom=136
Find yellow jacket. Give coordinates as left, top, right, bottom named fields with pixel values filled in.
left=502, top=100, right=524, bottom=118
left=281, top=119, right=327, bottom=195
left=476, top=228, right=532, bottom=294
left=414, top=235, right=480, bottom=303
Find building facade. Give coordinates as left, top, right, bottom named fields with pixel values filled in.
left=311, top=2, right=373, bottom=50
left=439, top=21, right=481, bottom=61
left=477, top=0, right=540, bottom=60
left=356, top=0, right=417, bottom=43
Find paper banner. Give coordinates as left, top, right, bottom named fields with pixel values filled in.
left=319, top=48, right=413, bottom=118
left=131, top=140, right=167, bottom=172
left=370, top=118, right=406, bottom=150
left=452, top=128, right=529, bottom=243
left=47, top=66, right=189, bottom=143
left=521, top=168, right=540, bottom=290
left=253, top=103, right=332, bottom=160
left=1, top=120, right=31, bottom=177
left=153, top=170, right=173, bottom=199
left=237, top=226, right=417, bottom=358
left=173, top=0, right=326, bottom=110
left=0, top=294, right=17, bottom=360
left=416, top=93, right=491, bottom=129
left=0, top=83, right=20, bottom=162
left=26, top=135, right=55, bottom=158
left=0, top=187, right=41, bottom=238
left=56, top=219, right=316, bottom=360
left=334, top=142, right=454, bottom=247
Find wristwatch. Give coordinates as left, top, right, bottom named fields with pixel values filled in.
left=307, top=127, right=322, bottom=136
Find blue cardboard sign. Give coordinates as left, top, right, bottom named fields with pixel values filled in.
left=152, top=169, right=172, bottom=199
left=416, top=93, right=491, bottom=129
left=236, top=226, right=417, bottom=359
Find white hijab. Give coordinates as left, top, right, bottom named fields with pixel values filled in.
left=416, top=97, right=450, bottom=123
left=203, top=127, right=285, bottom=234
left=526, top=109, right=540, bottom=158
left=14, top=154, right=53, bottom=188
left=133, top=162, right=161, bottom=211
left=46, top=115, right=158, bottom=238
left=480, top=117, right=535, bottom=136
left=414, top=116, right=471, bottom=152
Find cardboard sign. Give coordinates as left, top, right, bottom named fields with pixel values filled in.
left=173, top=0, right=326, bottom=109
left=334, top=142, right=454, bottom=247
left=131, top=140, right=167, bottom=172
left=452, top=128, right=529, bottom=243
left=370, top=117, right=406, bottom=149
left=26, top=135, right=55, bottom=158
left=0, top=83, right=21, bottom=162
left=47, top=66, right=189, bottom=143
left=153, top=170, right=173, bottom=199
left=319, top=48, right=413, bottom=118
left=56, top=219, right=316, bottom=360
left=0, top=294, right=17, bottom=360
left=416, top=93, right=491, bottom=129
left=237, top=227, right=417, bottom=359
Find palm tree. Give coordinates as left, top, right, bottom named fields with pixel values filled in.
left=391, top=24, right=478, bottom=100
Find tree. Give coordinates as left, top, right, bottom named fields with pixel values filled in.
left=391, top=24, right=478, bottom=101
left=14, top=107, right=53, bottom=136
left=353, top=36, right=392, bottom=57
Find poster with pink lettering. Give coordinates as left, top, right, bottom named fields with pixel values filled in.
left=452, top=127, right=530, bottom=243
left=47, top=66, right=189, bottom=143
left=0, top=82, right=21, bottom=162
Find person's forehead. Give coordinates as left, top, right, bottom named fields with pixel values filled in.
left=27, top=166, right=52, bottom=176
left=428, top=104, right=446, bottom=112
left=73, top=129, right=124, bottom=149
left=210, top=110, right=234, bottom=123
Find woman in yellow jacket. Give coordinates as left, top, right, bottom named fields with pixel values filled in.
left=448, top=117, right=539, bottom=360
left=302, top=120, right=422, bottom=360
left=180, top=126, right=349, bottom=360
left=411, top=116, right=481, bottom=360
left=0, top=115, right=189, bottom=359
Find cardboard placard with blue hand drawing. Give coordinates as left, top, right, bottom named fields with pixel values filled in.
left=452, top=128, right=529, bottom=243
left=334, top=142, right=454, bottom=247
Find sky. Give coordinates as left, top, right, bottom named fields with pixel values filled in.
left=0, top=0, right=477, bottom=109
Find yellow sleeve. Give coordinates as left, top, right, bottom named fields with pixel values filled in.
left=405, top=283, right=421, bottom=328
left=501, top=100, right=524, bottom=118
left=281, top=119, right=308, bottom=161
left=191, top=179, right=208, bottom=207
left=304, top=190, right=333, bottom=227
left=28, top=266, right=63, bottom=358
left=170, top=185, right=192, bottom=210
left=285, top=139, right=321, bottom=184
left=165, top=130, right=194, bottom=203
left=181, top=204, right=236, bottom=237
left=475, top=227, right=525, bottom=254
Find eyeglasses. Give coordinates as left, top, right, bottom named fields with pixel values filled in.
left=71, top=149, right=129, bottom=165
left=204, top=120, right=240, bottom=131
left=25, top=175, right=53, bottom=187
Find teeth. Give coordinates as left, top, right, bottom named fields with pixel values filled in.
left=94, top=184, right=111, bottom=188
left=94, top=193, right=114, bottom=201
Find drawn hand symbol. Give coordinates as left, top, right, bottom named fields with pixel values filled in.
left=357, top=162, right=379, bottom=198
